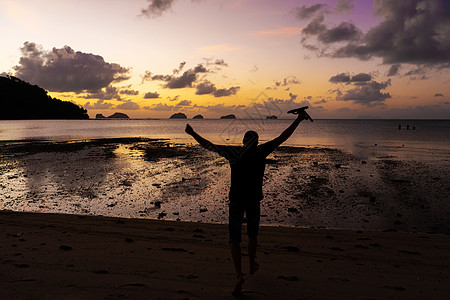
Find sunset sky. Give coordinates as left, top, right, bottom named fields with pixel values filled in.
left=1, top=0, right=449, bottom=119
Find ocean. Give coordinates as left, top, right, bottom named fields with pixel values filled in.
left=1, top=119, right=449, bottom=159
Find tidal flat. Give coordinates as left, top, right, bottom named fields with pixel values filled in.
left=1, top=137, right=449, bottom=234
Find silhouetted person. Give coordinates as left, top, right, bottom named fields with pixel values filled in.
left=407, top=124, right=410, bottom=130
left=185, top=111, right=308, bottom=295
left=398, top=124, right=401, bottom=130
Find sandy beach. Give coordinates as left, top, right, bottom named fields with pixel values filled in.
left=1, top=137, right=449, bottom=299
left=1, top=211, right=449, bottom=299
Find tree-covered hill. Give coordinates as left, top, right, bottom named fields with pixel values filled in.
left=0, top=75, right=89, bottom=119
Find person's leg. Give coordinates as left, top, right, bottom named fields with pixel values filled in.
left=230, top=241, right=244, bottom=294
left=248, top=236, right=259, bottom=275
left=246, top=202, right=260, bottom=275
left=229, top=202, right=245, bottom=294
left=230, top=242, right=242, bottom=275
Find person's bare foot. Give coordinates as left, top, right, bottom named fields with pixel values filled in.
left=250, top=261, right=259, bottom=275
left=232, top=273, right=245, bottom=296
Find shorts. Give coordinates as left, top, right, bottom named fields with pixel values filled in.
left=228, top=200, right=260, bottom=244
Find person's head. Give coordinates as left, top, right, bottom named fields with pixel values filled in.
left=243, top=130, right=259, bottom=147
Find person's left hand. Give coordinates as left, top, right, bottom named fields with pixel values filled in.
left=185, top=124, right=195, bottom=135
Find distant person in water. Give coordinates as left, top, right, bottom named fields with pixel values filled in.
left=185, top=111, right=309, bottom=295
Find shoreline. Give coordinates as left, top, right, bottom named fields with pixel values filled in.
left=1, top=210, right=449, bottom=299
left=1, top=137, right=449, bottom=234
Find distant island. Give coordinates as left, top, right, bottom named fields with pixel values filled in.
left=170, top=112, right=187, bottom=119
left=193, top=114, right=203, bottom=119
left=96, top=112, right=129, bottom=119
left=220, top=114, right=236, bottom=119
left=266, top=115, right=278, bottom=119
left=0, top=75, right=88, bottom=120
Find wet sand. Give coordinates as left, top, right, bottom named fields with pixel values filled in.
left=1, top=211, right=449, bottom=299
left=1, top=138, right=450, bottom=299
left=1, top=138, right=449, bottom=233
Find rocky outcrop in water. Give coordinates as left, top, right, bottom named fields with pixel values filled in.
left=220, top=114, right=236, bottom=119
left=170, top=113, right=187, bottom=119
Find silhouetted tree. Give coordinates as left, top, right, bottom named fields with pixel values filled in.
left=0, top=75, right=89, bottom=119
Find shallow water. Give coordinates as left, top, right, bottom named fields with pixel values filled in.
left=1, top=119, right=449, bottom=161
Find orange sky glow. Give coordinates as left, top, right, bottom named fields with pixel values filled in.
left=1, top=0, right=449, bottom=119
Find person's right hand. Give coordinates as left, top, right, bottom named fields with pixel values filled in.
left=185, top=124, right=195, bottom=135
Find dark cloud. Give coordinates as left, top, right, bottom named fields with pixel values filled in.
left=213, top=86, right=240, bottom=97
left=141, top=0, right=175, bottom=18
left=329, top=72, right=372, bottom=83
left=14, top=42, right=129, bottom=93
left=269, top=76, right=302, bottom=90
left=333, top=79, right=392, bottom=106
left=165, top=72, right=197, bottom=89
left=116, top=101, right=140, bottom=110
left=195, top=80, right=240, bottom=97
left=292, top=4, right=326, bottom=20
left=203, top=58, right=229, bottom=67
left=167, top=95, right=180, bottom=102
left=176, top=100, right=192, bottom=106
left=315, top=99, right=327, bottom=104
left=141, top=70, right=153, bottom=83
left=144, top=91, right=160, bottom=99
left=144, top=103, right=174, bottom=111
left=302, top=15, right=327, bottom=35
left=83, top=86, right=122, bottom=100
left=84, top=99, right=114, bottom=110
left=173, top=61, right=186, bottom=74
left=387, top=64, right=401, bottom=76
left=336, top=0, right=355, bottom=13
left=318, top=22, right=362, bottom=43
left=120, top=89, right=139, bottom=96
left=434, top=93, right=444, bottom=97
left=196, top=80, right=217, bottom=95
left=149, top=63, right=208, bottom=89
left=214, top=59, right=228, bottom=66
left=302, top=0, right=450, bottom=67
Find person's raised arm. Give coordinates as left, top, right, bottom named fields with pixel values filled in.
left=185, top=124, right=219, bottom=152
left=270, top=112, right=308, bottom=148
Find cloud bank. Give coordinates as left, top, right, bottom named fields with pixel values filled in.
left=14, top=42, right=129, bottom=93
left=300, top=0, right=450, bottom=68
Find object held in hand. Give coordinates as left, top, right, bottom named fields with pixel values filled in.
left=287, top=106, right=313, bottom=122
